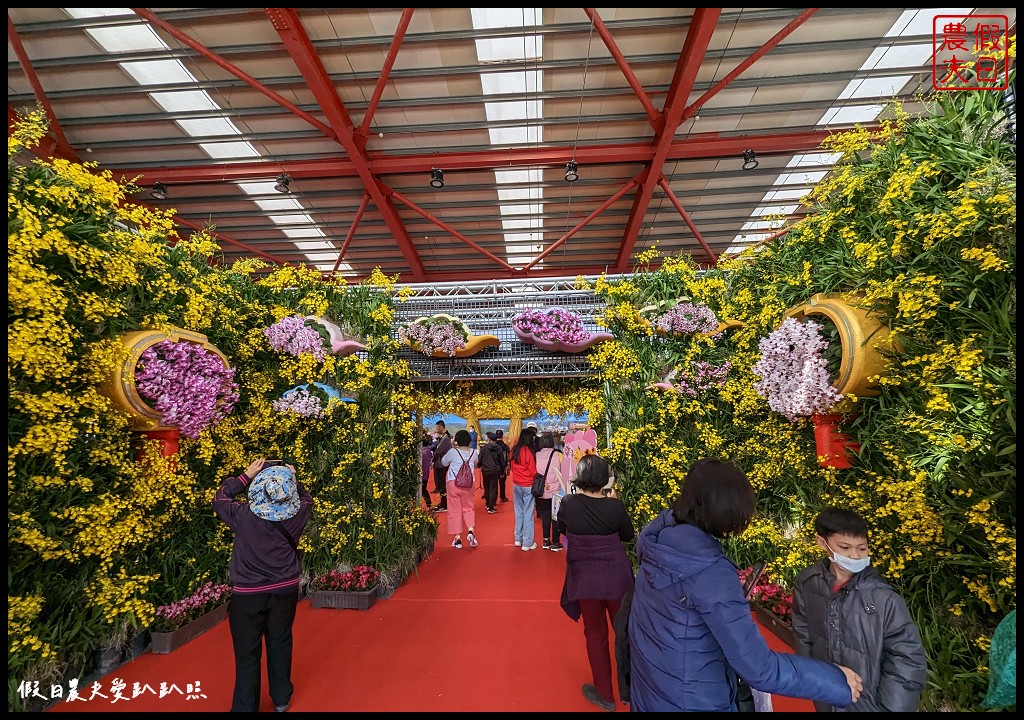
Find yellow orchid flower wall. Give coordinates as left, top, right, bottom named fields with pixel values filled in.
left=588, top=87, right=1014, bottom=711
left=8, top=109, right=432, bottom=708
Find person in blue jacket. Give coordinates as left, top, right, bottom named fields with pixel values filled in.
left=628, top=458, right=863, bottom=712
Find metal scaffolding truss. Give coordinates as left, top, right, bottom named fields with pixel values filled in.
left=392, top=275, right=626, bottom=381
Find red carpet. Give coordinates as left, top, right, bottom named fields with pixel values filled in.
left=49, top=497, right=811, bottom=712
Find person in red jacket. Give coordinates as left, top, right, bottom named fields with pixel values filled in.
left=213, top=458, right=313, bottom=713
left=509, top=426, right=539, bottom=550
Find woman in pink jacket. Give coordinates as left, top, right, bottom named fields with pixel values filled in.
left=509, top=427, right=539, bottom=551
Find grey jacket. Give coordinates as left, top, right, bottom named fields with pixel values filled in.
left=792, top=559, right=927, bottom=712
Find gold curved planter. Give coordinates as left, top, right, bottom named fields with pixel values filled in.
left=406, top=313, right=500, bottom=358
left=783, top=293, right=894, bottom=399
left=99, top=328, right=229, bottom=431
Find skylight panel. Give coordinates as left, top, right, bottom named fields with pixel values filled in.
left=777, top=171, right=828, bottom=185
left=149, top=90, right=219, bottom=113
left=838, top=75, right=913, bottom=100
left=199, top=141, right=260, bottom=159
left=480, top=70, right=540, bottom=95
left=494, top=168, right=542, bottom=184
left=753, top=204, right=799, bottom=217
left=176, top=117, right=242, bottom=138
left=819, top=105, right=884, bottom=125
left=120, top=59, right=197, bottom=86
left=268, top=214, right=314, bottom=225
left=763, top=188, right=811, bottom=202
left=497, top=187, right=543, bottom=202
left=485, top=99, right=542, bottom=122
left=887, top=8, right=974, bottom=37
left=470, top=8, right=542, bottom=29
left=281, top=227, right=327, bottom=238
left=64, top=8, right=134, bottom=19
left=254, top=198, right=304, bottom=212
left=85, top=24, right=166, bottom=53
left=500, top=203, right=544, bottom=216
left=237, top=181, right=281, bottom=196
left=788, top=152, right=842, bottom=168
left=475, top=36, right=543, bottom=63
left=488, top=126, right=543, bottom=145
left=291, top=240, right=335, bottom=251
left=861, top=43, right=935, bottom=71
left=501, top=217, right=544, bottom=230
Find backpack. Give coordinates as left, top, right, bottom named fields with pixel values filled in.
left=453, top=449, right=475, bottom=489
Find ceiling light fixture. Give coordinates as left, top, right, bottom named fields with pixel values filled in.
left=742, top=149, right=759, bottom=171
left=150, top=182, right=168, bottom=200
left=430, top=169, right=445, bottom=188
left=564, top=160, right=579, bottom=183
left=274, top=173, right=291, bottom=193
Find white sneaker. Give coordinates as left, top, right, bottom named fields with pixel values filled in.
left=468, top=532, right=478, bottom=548
left=521, top=543, right=537, bottom=552
left=514, top=540, right=522, bottom=547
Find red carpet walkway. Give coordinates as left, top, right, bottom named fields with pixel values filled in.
left=49, top=497, right=812, bottom=712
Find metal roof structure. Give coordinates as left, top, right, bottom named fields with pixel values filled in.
left=8, top=7, right=1016, bottom=284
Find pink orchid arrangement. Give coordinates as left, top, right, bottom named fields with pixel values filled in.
left=751, top=317, right=844, bottom=421
left=135, top=340, right=239, bottom=439
left=151, top=581, right=231, bottom=633
left=264, top=315, right=330, bottom=362
left=272, top=388, right=326, bottom=418
left=512, top=308, right=590, bottom=345
left=654, top=301, right=719, bottom=335
left=670, top=361, right=732, bottom=396
left=739, top=566, right=794, bottom=619
left=308, top=565, right=380, bottom=593
left=398, top=316, right=468, bottom=357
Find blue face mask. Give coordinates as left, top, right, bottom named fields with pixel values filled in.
left=824, top=540, right=871, bottom=574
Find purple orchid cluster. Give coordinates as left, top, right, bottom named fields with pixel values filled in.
left=751, top=317, right=844, bottom=421
left=152, top=581, right=231, bottom=633
left=264, top=315, right=329, bottom=362
left=654, top=301, right=719, bottom=335
left=512, top=308, right=589, bottom=345
left=308, top=565, right=380, bottom=592
left=272, top=389, right=325, bottom=418
left=398, top=318, right=467, bottom=356
left=673, top=361, right=732, bottom=397
left=135, top=340, right=240, bottom=439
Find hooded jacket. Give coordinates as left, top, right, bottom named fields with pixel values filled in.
left=792, top=559, right=927, bottom=712
left=628, top=509, right=854, bottom=712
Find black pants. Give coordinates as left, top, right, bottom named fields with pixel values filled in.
left=421, top=472, right=432, bottom=507
left=228, top=590, right=299, bottom=712
left=535, top=497, right=561, bottom=543
left=432, top=465, right=447, bottom=508
left=498, top=471, right=509, bottom=501
left=482, top=470, right=501, bottom=510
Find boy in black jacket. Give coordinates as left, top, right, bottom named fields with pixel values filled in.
left=792, top=507, right=927, bottom=712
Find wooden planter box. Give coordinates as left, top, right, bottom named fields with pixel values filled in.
left=751, top=602, right=796, bottom=649
left=310, top=587, right=377, bottom=610
left=151, top=603, right=228, bottom=654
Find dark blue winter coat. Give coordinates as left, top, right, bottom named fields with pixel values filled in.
left=628, top=510, right=854, bottom=712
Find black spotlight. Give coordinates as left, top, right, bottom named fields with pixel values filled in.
left=564, top=160, right=579, bottom=183
left=274, top=173, right=291, bottom=193
left=430, top=169, right=444, bottom=188
left=742, top=149, right=759, bottom=171
left=150, top=181, right=168, bottom=200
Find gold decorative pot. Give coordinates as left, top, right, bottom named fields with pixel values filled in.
left=783, top=293, right=894, bottom=400
left=99, top=328, right=230, bottom=431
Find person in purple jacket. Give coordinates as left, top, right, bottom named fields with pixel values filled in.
left=627, top=458, right=863, bottom=712
left=213, top=458, right=313, bottom=713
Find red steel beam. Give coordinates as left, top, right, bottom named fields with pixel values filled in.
left=331, top=192, right=371, bottom=276
left=113, top=128, right=849, bottom=183
left=132, top=8, right=338, bottom=143
left=614, top=8, right=721, bottom=271
left=355, top=9, right=415, bottom=145
left=388, top=188, right=516, bottom=272
left=8, top=16, right=77, bottom=160
left=683, top=8, right=820, bottom=121
left=266, top=8, right=426, bottom=281
left=523, top=177, right=639, bottom=271
left=584, top=8, right=660, bottom=127
left=656, top=176, right=717, bottom=266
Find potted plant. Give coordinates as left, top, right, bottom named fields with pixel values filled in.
left=308, top=565, right=381, bottom=610
left=399, top=314, right=500, bottom=358
left=511, top=307, right=612, bottom=353
left=264, top=314, right=365, bottom=360
left=739, top=566, right=796, bottom=648
left=150, top=581, right=232, bottom=654
left=134, top=339, right=240, bottom=443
